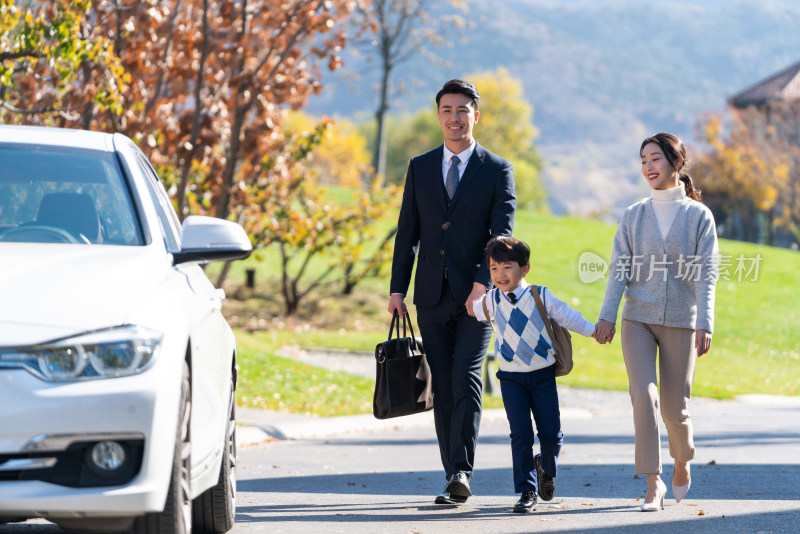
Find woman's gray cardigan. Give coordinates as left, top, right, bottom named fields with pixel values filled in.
left=599, top=197, right=719, bottom=332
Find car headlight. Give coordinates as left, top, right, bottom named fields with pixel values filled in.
left=0, top=325, right=163, bottom=381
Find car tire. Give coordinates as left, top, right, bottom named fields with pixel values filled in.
left=130, top=361, right=192, bottom=534
left=192, top=382, right=236, bottom=533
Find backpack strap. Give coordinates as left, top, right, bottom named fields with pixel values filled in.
left=481, top=293, right=497, bottom=336
left=531, top=285, right=559, bottom=356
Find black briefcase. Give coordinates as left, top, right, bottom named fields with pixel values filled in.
left=372, top=310, right=434, bottom=419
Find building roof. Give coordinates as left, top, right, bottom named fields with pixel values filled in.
left=729, top=59, right=800, bottom=109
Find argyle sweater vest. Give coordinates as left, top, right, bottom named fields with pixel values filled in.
left=492, top=286, right=557, bottom=373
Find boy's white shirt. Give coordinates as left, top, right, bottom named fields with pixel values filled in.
left=473, top=279, right=595, bottom=338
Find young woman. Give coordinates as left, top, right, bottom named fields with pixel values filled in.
left=594, top=133, right=719, bottom=511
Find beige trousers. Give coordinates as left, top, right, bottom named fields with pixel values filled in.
left=621, top=319, right=697, bottom=475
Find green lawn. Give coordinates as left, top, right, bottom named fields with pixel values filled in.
left=234, top=330, right=375, bottom=416
left=230, top=211, right=800, bottom=416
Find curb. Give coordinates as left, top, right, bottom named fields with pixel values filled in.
left=234, top=392, right=800, bottom=447
left=235, top=407, right=593, bottom=446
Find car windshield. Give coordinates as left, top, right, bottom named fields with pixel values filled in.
left=0, top=143, right=143, bottom=245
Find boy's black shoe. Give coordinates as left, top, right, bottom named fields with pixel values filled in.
left=445, top=472, right=472, bottom=498
left=535, top=454, right=555, bottom=501
left=435, top=489, right=468, bottom=505
left=513, top=491, right=537, bottom=513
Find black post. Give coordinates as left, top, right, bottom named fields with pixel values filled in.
left=483, top=351, right=499, bottom=396
left=245, top=268, right=256, bottom=288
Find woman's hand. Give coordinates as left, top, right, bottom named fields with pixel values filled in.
left=695, top=329, right=712, bottom=356
left=594, top=319, right=616, bottom=344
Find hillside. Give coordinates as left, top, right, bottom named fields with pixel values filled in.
left=306, top=0, right=800, bottom=218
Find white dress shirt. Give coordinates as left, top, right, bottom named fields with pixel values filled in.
left=442, top=141, right=476, bottom=188
left=473, top=279, right=595, bottom=338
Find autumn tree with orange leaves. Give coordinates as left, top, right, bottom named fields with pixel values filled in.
left=694, top=112, right=794, bottom=245
left=0, top=0, right=128, bottom=127
left=2, top=0, right=402, bottom=314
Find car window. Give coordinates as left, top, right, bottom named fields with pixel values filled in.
left=0, top=143, right=143, bottom=245
left=134, top=152, right=182, bottom=253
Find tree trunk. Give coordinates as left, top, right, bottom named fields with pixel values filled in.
left=216, top=105, right=247, bottom=220
left=215, top=260, right=233, bottom=288
left=216, top=1, right=251, bottom=221
left=340, top=226, right=397, bottom=295
left=371, top=59, right=392, bottom=178
left=80, top=63, right=93, bottom=129
left=341, top=263, right=356, bottom=295
left=176, top=0, right=209, bottom=220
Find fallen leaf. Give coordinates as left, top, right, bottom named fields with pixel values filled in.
left=347, top=482, right=356, bottom=486
left=707, top=459, right=716, bottom=465
left=362, top=484, right=367, bottom=488
left=580, top=502, right=595, bottom=506
left=583, top=482, right=592, bottom=486
left=697, top=510, right=705, bottom=516
left=548, top=504, right=568, bottom=509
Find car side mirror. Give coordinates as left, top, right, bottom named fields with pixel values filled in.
left=172, top=216, right=253, bottom=265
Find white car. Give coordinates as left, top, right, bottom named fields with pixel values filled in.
left=0, top=126, right=252, bottom=533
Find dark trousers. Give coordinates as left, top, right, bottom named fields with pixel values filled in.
left=416, top=278, right=492, bottom=480
left=497, top=365, right=563, bottom=493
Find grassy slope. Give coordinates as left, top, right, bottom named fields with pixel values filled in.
left=231, top=211, right=800, bottom=415
left=506, top=211, right=800, bottom=399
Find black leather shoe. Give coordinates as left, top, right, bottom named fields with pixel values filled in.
left=445, top=472, right=472, bottom=498
left=434, top=491, right=468, bottom=505
left=535, top=454, right=555, bottom=501
left=513, top=491, right=537, bottom=513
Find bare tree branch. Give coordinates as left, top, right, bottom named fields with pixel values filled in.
left=0, top=51, right=41, bottom=62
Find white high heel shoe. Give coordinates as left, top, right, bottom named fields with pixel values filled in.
left=673, top=477, right=691, bottom=503
left=673, top=463, right=691, bottom=503
left=641, top=479, right=666, bottom=512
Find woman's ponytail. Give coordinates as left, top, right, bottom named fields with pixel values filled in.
left=679, top=172, right=702, bottom=202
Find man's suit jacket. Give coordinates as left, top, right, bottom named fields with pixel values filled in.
left=390, top=142, right=516, bottom=307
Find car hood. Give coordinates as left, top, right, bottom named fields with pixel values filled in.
left=0, top=243, right=171, bottom=346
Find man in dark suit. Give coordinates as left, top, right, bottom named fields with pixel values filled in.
left=388, top=79, right=516, bottom=505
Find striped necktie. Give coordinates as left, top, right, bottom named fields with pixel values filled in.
left=445, top=155, right=460, bottom=199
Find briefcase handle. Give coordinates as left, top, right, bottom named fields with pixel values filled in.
left=389, top=310, right=418, bottom=345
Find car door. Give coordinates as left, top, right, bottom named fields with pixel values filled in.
left=132, top=153, right=230, bottom=473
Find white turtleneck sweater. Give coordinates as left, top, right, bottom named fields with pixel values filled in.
left=651, top=185, right=686, bottom=239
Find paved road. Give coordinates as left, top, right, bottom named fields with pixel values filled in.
left=3, top=347, right=799, bottom=533
left=231, top=389, right=800, bottom=534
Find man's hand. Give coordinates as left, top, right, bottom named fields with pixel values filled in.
left=388, top=294, right=407, bottom=316
left=695, top=329, right=712, bottom=357
left=465, top=283, right=487, bottom=317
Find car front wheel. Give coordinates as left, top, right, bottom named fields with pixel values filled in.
left=192, top=381, right=236, bottom=533
left=130, top=361, right=192, bottom=534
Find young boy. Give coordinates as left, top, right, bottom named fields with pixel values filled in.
left=472, top=236, right=597, bottom=513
